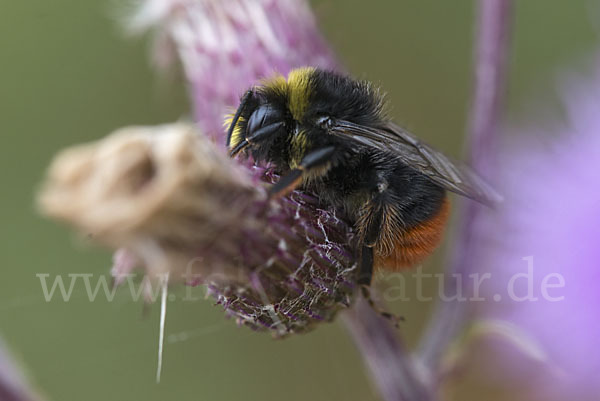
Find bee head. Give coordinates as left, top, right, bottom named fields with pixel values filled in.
left=246, top=104, right=286, bottom=141
left=229, top=92, right=291, bottom=163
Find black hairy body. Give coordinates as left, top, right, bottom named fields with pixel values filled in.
left=227, top=67, right=497, bottom=282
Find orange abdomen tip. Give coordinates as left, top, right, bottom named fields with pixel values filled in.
left=375, top=196, right=450, bottom=271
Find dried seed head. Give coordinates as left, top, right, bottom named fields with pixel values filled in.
left=38, top=123, right=359, bottom=335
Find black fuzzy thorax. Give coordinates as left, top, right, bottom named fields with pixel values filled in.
left=302, top=69, right=386, bottom=126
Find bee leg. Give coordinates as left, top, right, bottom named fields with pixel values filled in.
left=268, top=146, right=335, bottom=198
left=358, top=246, right=404, bottom=328
left=230, top=121, right=285, bottom=157
left=357, top=198, right=405, bottom=327
left=268, top=169, right=304, bottom=198
left=363, top=208, right=384, bottom=248
left=359, top=284, right=404, bottom=328
left=358, top=245, right=374, bottom=285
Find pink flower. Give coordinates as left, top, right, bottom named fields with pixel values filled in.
left=473, top=57, right=600, bottom=400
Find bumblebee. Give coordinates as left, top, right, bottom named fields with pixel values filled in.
left=226, top=67, right=500, bottom=285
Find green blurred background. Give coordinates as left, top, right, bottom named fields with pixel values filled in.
left=0, top=1, right=597, bottom=400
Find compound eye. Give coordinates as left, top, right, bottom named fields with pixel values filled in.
left=247, top=104, right=285, bottom=137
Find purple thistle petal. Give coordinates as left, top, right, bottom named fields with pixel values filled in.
left=472, top=57, right=600, bottom=399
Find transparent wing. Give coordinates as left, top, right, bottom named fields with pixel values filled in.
left=329, top=120, right=502, bottom=206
